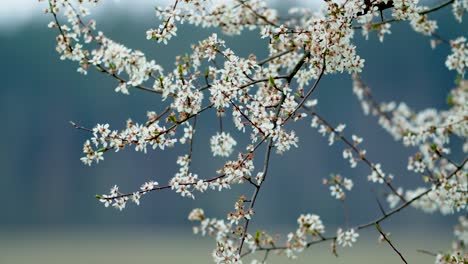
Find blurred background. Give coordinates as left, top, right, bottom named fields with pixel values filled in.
left=0, top=0, right=466, bottom=263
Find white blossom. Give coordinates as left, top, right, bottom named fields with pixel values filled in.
left=210, top=132, right=237, bottom=157
left=337, top=228, right=359, bottom=247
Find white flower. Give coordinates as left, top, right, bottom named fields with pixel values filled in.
left=335, top=124, right=346, bottom=133
left=273, top=128, right=299, bottom=154
left=351, top=135, right=363, bottom=145
left=188, top=208, right=205, bottom=221
left=112, top=197, right=128, bottom=211
left=378, top=23, right=391, bottom=42
left=368, top=163, right=385, bottom=184
left=140, top=180, right=159, bottom=192
left=454, top=216, right=468, bottom=245
left=337, top=228, right=359, bottom=247
left=179, top=124, right=193, bottom=144
left=343, top=178, right=353, bottom=191
left=210, top=132, right=237, bottom=157
left=387, top=187, right=404, bottom=208
left=445, top=37, right=468, bottom=75
left=297, top=214, right=325, bottom=234
left=115, top=82, right=129, bottom=94
left=452, top=0, right=468, bottom=22
left=212, top=240, right=241, bottom=264
left=110, top=185, right=119, bottom=196
left=131, top=192, right=141, bottom=205
left=330, top=185, right=344, bottom=199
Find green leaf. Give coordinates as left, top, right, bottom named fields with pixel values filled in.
left=447, top=95, right=454, bottom=106
left=168, top=115, right=178, bottom=123
left=96, top=65, right=105, bottom=72
left=455, top=75, right=462, bottom=86
left=95, top=194, right=102, bottom=199
left=268, top=76, right=275, bottom=85
left=97, top=147, right=106, bottom=153
left=158, top=76, right=164, bottom=89
left=421, top=175, right=431, bottom=183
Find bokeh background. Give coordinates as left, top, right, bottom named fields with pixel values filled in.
left=0, top=0, right=466, bottom=263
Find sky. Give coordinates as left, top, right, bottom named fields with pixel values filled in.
left=0, top=0, right=462, bottom=231
left=1, top=0, right=441, bottom=30
left=0, top=0, right=323, bottom=33
left=0, top=2, right=464, bottom=264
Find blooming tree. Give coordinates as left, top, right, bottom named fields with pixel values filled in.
left=42, top=0, right=467, bottom=263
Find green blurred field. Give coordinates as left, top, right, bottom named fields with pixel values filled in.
left=0, top=228, right=451, bottom=264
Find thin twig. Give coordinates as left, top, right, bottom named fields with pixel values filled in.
left=257, top=50, right=294, bottom=66
left=353, top=0, right=455, bottom=29
left=238, top=137, right=275, bottom=255
left=301, top=106, right=407, bottom=202
left=240, top=159, right=466, bottom=258
left=417, top=249, right=438, bottom=257
left=98, top=136, right=271, bottom=200
left=375, top=223, right=408, bottom=264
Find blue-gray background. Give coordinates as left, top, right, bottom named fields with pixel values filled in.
left=0, top=1, right=466, bottom=263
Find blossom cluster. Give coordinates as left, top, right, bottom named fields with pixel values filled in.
left=336, top=228, right=360, bottom=247
left=97, top=180, right=158, bottom=211
left=284, top=214, right=326, bottom=258
left=188, top=208, right=246, bottom=263
left=323, top=174, right=354, bottom=200
left=435, top=216, right=468, bottom=264
left=354, top=76, right=467, bottom=214
left=80, top=118, right=177, bottom=166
